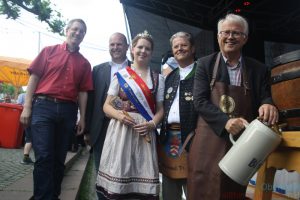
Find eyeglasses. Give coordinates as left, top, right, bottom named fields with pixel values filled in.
left=218, top=31, right=246, bottom=38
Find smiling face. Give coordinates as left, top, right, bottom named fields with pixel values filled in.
left=66, top=21, right=86, bottom=49
left=109, top=33, right=129, bottom=63
left=171, top=36, right=195, bottom=67
left=131, top=38, right=152, bottom=65
left=217, top=20, right=248, bottom=58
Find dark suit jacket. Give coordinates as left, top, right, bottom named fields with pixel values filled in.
left=85, top=61, right=131, bottom=146
left=193, top=52, right=274, bottom=137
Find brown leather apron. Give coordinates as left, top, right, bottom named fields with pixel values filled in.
left=188, top=53, right=253, bottom=200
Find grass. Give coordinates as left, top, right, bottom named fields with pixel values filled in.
left=77, top=154, right=97, bottom=200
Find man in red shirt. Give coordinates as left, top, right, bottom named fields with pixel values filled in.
left=20, top=18, right=93, bottom=200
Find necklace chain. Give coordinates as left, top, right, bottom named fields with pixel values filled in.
left=132, top=66, right=148, bottom=77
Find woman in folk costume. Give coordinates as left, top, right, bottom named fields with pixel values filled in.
left=96, top=30, right=165, bottom=200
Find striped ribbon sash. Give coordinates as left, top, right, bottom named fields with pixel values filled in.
left=116, top=67, right=155, bottom=121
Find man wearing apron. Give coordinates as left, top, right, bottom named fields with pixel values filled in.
left=188, top=14, right=278, bottom=200
left=159, top=32, right=197, bottom=200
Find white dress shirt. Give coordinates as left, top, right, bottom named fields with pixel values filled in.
left=109, top=59, right=129, bottom=81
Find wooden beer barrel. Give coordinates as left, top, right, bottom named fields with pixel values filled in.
left=271, top=50, right=300, bottom=131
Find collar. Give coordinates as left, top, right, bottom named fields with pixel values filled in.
left=109, top=58, right=129, bottom=66
left=222, top=54, right=242, bottom=69
left=179, top=62, right=195, bottom=80
left=62, top=42, right=80, bottom=52
left=179, top=62, right=194, bottom=73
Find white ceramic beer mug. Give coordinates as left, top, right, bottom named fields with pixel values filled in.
left=218, top=119, right=282, bottom=186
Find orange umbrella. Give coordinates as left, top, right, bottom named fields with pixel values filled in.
left=0, top=56, right=31, bottom=87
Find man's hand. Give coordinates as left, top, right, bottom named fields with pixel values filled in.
left=225, top=117, right=249, bottom=136
left=258, top=104, right=278, bottom=125
left=20, top=107, right=32, bottom=127
left=76, top=118, right=85, bottom=135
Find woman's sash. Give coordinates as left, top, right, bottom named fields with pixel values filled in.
left=116, top=67, right=155, bottom=121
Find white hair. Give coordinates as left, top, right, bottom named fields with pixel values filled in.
left=217, top=14, right=249, bottom=36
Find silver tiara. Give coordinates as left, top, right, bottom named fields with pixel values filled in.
left=137, top=30, right=152, bottom=38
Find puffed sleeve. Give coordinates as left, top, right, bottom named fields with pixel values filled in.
left=107, top=75, right=120, bottom=96
left=156, top=74, right=165, bottom=102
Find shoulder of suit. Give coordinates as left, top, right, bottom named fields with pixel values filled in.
left=195, top=52, right=219, bottom=70
left=243, top=57, right=265, bottom=66
left=198, top=52, right=218, bottom=62
left=243, top=57, right=268, bottom=71
left=93, top=62, right=110, bottom=70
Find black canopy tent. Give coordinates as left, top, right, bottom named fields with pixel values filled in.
left=120, top=0, right=300, bottom=70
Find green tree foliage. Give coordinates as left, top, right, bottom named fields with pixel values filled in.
left=0, top=82, right=16, bottom=96
left=0, top=0, right=66, bottom=35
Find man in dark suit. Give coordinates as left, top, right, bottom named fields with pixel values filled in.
left=188, top=13, right=278, bottom=200
left=85, top=32, right=130, bottom=200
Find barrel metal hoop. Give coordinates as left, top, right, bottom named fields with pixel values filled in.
left=272, top=49, right=300, bottom=67
left=279, top=108, right=300, bottom=118
left=271, top=69, right=300, bottom=84
left=283, top=126, right=300, bottom=131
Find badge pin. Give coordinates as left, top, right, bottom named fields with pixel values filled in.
left=166, top=94, right=170, bottom=99
left=167, top=87, right=173, bottom=94
left=185, top=96, right=192, bottom=101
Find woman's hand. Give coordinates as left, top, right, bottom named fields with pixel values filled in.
left=133, top=120, right=156, bottom=135
left=134, top=121, right=156, bottom=143
left=119, top=111, right=136, bottom=126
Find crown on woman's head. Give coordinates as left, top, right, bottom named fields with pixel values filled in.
left=137, top=30, right=152, bottom=38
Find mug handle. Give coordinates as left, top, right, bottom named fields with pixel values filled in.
left=229, top=122, right=249, bottom=144
left=229, top=134, right=236, bottom=144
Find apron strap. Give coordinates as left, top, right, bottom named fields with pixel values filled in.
left=210, top=53, right=250, bottom=94
left=210, top=52, right=221, bottom=90
left=179, top=131, right=195, bottom=155
left=241, top=59, right=250, bottom=94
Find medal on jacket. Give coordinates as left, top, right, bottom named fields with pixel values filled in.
left=185, top=96, right=193, bottom=101
left=184, top=92, right=193, bottom=101
left=167, top=87, right=173, bottom=94
left=166, top=87, right=173, bottom=100
left=219, top=95, right=235, bottom=117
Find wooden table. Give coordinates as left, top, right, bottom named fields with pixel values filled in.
left=254, top=131, right=300, bottom=200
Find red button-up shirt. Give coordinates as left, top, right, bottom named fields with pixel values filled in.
left=28, top=42, right=93, bottom=101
